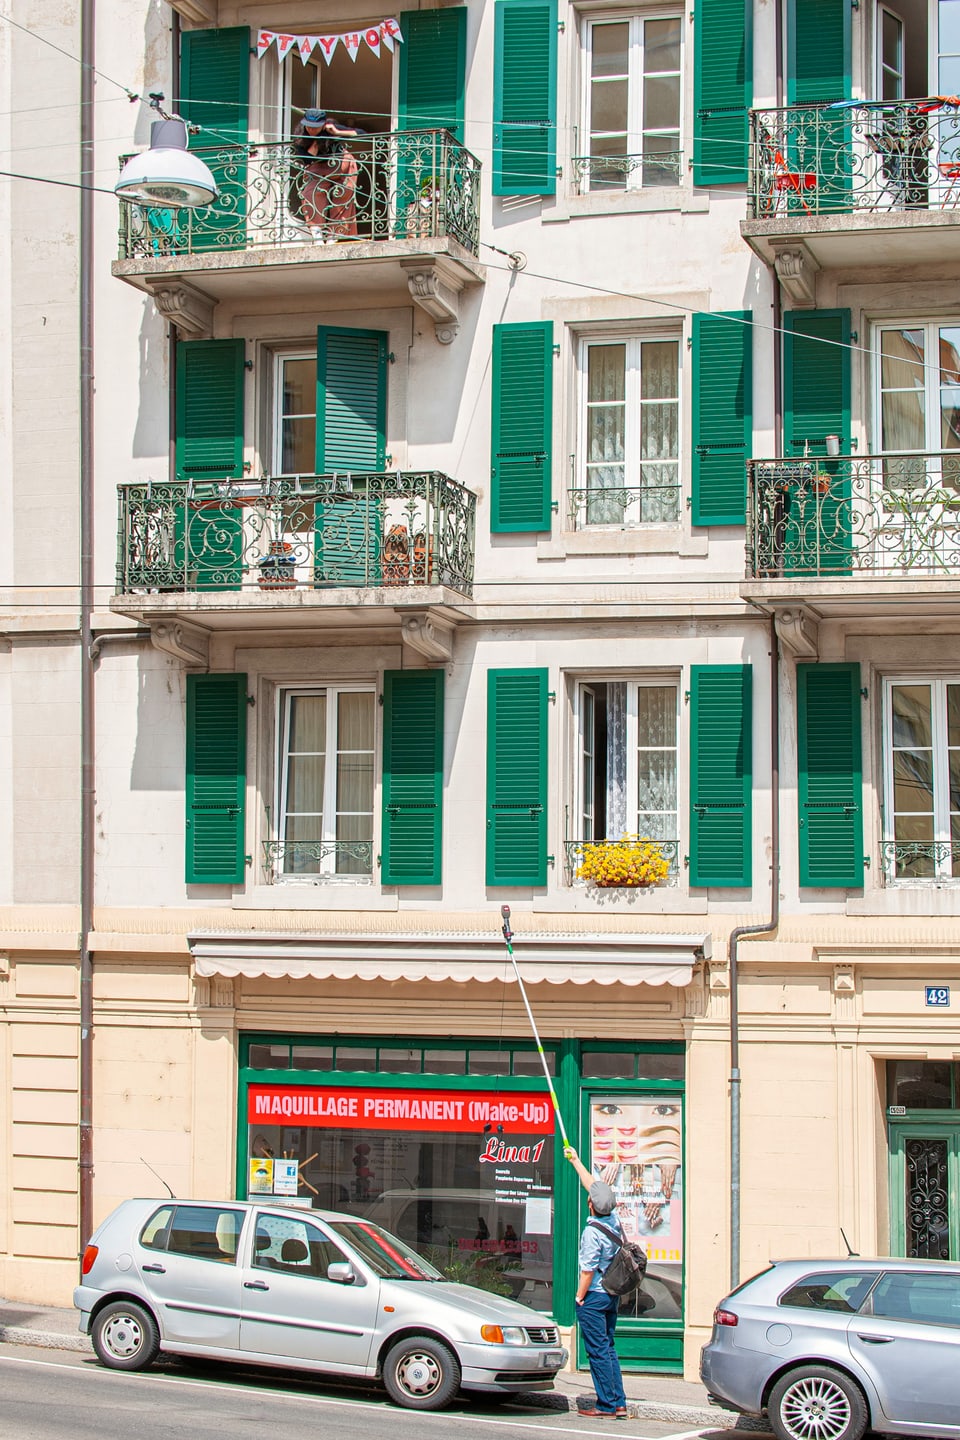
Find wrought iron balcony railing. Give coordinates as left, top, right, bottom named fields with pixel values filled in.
left=117, top=129, right=480, bottom=260
left=263, top=839, right=374, bottom=882
left=747, top=452, right=960, bottom=580
left=563, top=839, right=679, bottom=887
left=571, top=149, right=683, bottom=192
left=749, top=99, right=960, bottom=219
left=881, top=840, right=960, bottom=884
left=116, top=471, right=476, bottom=597
left=568, top=482, right=681, bottom=529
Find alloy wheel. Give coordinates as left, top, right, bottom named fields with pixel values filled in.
left=777, top=1375, right=852, bottom=1440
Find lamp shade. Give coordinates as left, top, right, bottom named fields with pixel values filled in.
left=115, top=118, right=219, bottom=208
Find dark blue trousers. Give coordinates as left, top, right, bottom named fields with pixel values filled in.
left=577, top=1289, right=626, bottom=1413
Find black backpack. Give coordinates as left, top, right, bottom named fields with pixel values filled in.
left=588, top=1220, right=648, bottom=1298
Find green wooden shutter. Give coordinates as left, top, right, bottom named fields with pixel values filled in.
left=693, top=0, right=752, bottom=186
left=788, top=0, right=850, bottom=104
left=176, top=340, right=245, bottom=479
left=185, top=673, right=247, bottom=884
left=782, top=309, right=852, bottom=575
left=689, top=665, right=752, bottom=888
left=491, top=322, right=553, bottom=533
left=692, top=312, right=753, bottom=526
left=179, top=27, right=250, bottom=249
left=316, top=326, right=387, bottom=472
left=493, top=0, right=557, bottom=196
left=398, top=9, right=466, bottom=140
left=797, top=663, right=863, bottom=888
left=382, top=669, right=444, bottom=885
left=486, top=669, right=548, bottom=886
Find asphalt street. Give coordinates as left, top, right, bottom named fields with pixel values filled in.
left=0, top=1342, right=742, bottom=1440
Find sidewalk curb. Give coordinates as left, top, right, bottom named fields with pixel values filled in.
left=0, top=1323, right=91, bottom=1353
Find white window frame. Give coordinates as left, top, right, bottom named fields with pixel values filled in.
left=873, top=318, right=960, bottom=454
left=877, top=6, right=906, bottom=100
left=275, top=683, right=377, bottom=883
left=272, top=349, right=317, bottom=476
left=576, top=332, right=682, bottom=528
left=573, top=677, right=681, bottom=859
left=882, top=675, right=960, bottom=883
left=580, top=10, right=683, bottom=193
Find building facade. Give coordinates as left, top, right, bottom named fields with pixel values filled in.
left=2, top=0, right=960, bottom=1378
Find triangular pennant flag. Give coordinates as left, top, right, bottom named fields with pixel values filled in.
left=256, top=29, right=276, bottom=58
left=382, top=18, right=403, bottom=45
left=316, top=33, right=339, bottom=65
left=379, top=24, right=395, bottom=54
left=363, top=26, right=382, bottom=58
left=297, top=35, right=316, bottom=65
left=342, top=31, right=362, bottom=62
left=275, top=33, right=297, bottom=61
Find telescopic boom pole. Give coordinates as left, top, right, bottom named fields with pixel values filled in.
left=500, top=905, right=571, bottom=1149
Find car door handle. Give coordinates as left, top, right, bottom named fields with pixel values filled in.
left=857, top=1334, right=895, bottom=1343
left=141, top=1264, right=166, bottom=1274
left=244, top=1280, right=269, bottom=1291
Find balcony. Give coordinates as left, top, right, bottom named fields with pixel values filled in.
left=741, top=101, right=960, bottom=280
left=743, top=452, right=960, bottom=619
left=110, top=471, right=476, bottom=644
left=112, top=130, right=483, bottom=338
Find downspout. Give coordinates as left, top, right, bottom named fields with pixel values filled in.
left=728, top=614, right=780, bottom=1291
left=78, top=0, right=96, bottom=1254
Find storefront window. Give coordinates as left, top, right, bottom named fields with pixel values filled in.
left=244, top=1081, right=556, bottom=1310
left=583, top=1051, right=635, bottom=1078
left=423, top=1049, right=467, bottom=1074
left=249, top=1043, right=291, bottom=1069
left=590, top=1093, right=683, bottom=1323
left=513, top=1050, right=556, bottom=1076
left=888, top=1060, right=956, bottom=1108
left=468, top=1050, right=511, bottom=1075
left=334, top=1047, right=377, bottom=1072
left=378, top=1048, right=422, bottom=1074
left=292, top=1045, right=333, bottom=1070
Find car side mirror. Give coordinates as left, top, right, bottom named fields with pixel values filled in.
left=327, top=1261, right=356, bottom=1285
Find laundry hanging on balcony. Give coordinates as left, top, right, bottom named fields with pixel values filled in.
left=256, top=21, right=403, bottom=65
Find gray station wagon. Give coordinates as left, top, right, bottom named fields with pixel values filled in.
left=74, top=1198, right=566, bottom=1410
left=700, top=1257, right=960, bottom=1440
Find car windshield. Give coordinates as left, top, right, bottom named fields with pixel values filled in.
left=329, top=1220, right=445, bottom=1281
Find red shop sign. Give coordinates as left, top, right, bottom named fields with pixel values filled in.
left=248, top=1084, right=553, bottom=1135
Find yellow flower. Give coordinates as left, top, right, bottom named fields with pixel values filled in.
left=576, top=835, right=669, bottom=888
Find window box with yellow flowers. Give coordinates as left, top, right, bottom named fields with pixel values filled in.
left=576, top=836, right=671, bottom=889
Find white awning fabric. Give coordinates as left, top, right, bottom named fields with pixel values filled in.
left=190, top=930, right=710, bottom=987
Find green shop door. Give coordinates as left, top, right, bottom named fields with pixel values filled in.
left=578, top=1089, right=684, bottom=1372
left=889, top=1125, right=960, bottom=1260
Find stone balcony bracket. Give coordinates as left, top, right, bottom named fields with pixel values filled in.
left=146, top=280, right=218, bottom=340
left=774, top=606, right=821, bottom=659
left=400, top=258, right=466, bottom=344
left=773, top=245, right=820, bottom=308
left=149, top=619, right=211, bottom=668
left=399, top=610, right=456, bottom=662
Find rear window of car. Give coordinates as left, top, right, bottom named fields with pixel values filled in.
left=779, top=1272, right=876, bottom=1313
left=140, top=1205, right=175, bottom=1250
left=144, top=1205, right=246, bottom=1264
left=870, top=1271, right=960, bottom=1328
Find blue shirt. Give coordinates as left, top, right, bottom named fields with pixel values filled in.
left=578, top=1211, right=622, bottom=1292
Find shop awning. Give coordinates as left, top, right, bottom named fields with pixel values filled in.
left=190, top=930, right=710, bottom=987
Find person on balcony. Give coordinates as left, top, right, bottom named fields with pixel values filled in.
left=293, top=108, right=364, bottom=242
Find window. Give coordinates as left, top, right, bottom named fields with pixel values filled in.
left=779, top=1272, right=876, bottom=1313
left=161, top=1205, right=246, bottom=1263
left=277, top=686, right=376, bottom=878
left=878, top=9, right=905, bottom=100
left=576, top=338, right=680, bottom=527
left=581, top=14, right=682, bottom=191
left=274, top=353, right=316, bottom=474
left=888, top=1060, right=956, bottom=1108
left=870, top=1270, right=960, bottom=1326
left=253, top=1212, right=347, bottom=1279
left=883, top=678, right=960, bottom=880
left=875, top=323, right=960, bottom=484
left=140, top=1206, right=174, bottom=1250
left=574, top=680, right=679, bottom=876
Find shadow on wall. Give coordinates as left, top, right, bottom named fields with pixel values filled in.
left=129, top=646, right=185, bottom=793
left=132, top=297, right=171, bottom=463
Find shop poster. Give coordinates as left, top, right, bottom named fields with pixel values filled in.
left=590, top=1096, right=682, bottom=1265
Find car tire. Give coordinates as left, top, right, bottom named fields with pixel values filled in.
left=382, top=1336, right=461, bottom=1410
left=768, top=1365, right=868, bottom=1440
left=91, top=1300, right=161, bottom=1372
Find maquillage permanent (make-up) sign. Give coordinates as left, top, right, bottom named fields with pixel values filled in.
left=248, top=1085, right=553, bottom=1134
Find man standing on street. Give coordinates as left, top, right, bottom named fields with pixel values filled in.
left=564, top=1146, right=628, bottom=1419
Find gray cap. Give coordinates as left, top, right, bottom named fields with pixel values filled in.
left=589, top=1181, right=616, bottom=1216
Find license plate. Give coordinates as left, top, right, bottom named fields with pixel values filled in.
left=541, top=1350, right=564, bottom=1367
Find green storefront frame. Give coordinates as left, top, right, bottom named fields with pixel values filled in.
left=236, top=1035, right=685, bottom=1372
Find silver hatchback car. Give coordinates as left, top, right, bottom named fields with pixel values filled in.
left=74, top=1198, right=566, bottom=1410
left=700, top=1257, right=960, bottom=1440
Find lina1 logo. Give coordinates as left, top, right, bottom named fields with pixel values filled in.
left=479, top=1137, right=546, bottom=1165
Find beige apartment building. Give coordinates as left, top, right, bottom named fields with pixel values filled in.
left=1, top=0, right=960, bottom=1379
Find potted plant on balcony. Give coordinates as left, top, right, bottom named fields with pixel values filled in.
left=576, top=835, right=670, bottom=889
left=258, top=539, right=296, bottom=590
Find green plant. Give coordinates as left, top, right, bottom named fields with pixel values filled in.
left=420, top=1245, right=515, bottom=1296
left=577, top=835, right=670, bottom=888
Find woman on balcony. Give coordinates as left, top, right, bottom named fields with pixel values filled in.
left=293, top=108, right=363, bottom=242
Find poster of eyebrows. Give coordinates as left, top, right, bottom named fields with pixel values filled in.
left=590, top=1097, right=683, bottom=1322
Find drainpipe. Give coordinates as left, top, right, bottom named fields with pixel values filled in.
left=78, top=0, right=96, bottom=1255
left=728, top=614, right=780, bottom=1290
